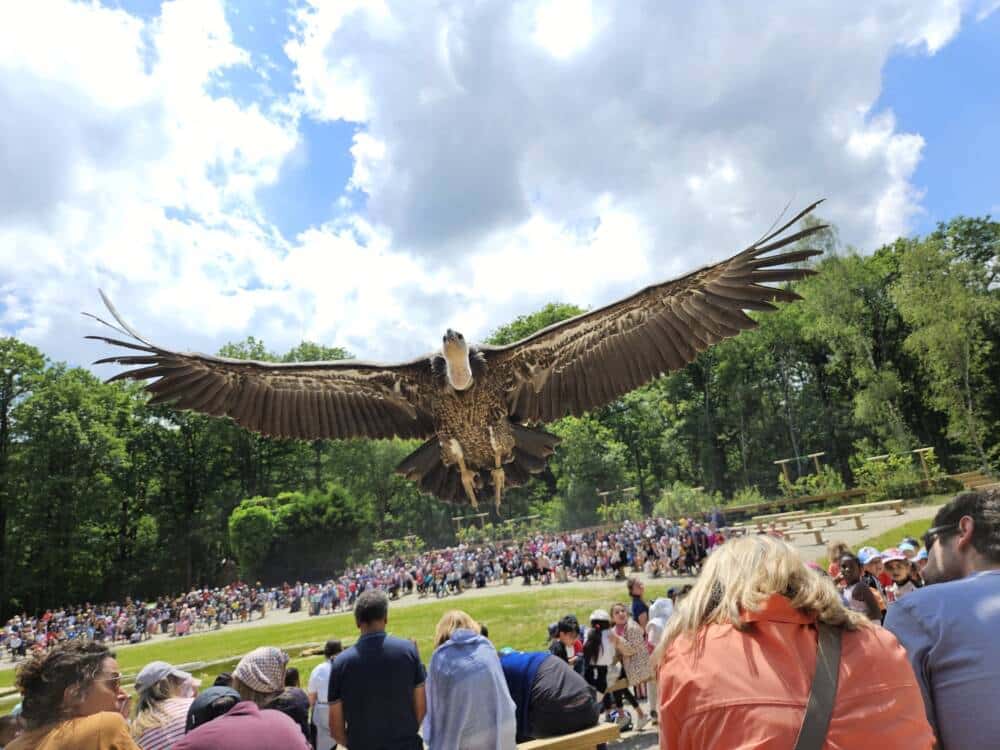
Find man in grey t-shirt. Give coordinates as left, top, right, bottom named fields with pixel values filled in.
left=884, top=490, right=1000, bottom=749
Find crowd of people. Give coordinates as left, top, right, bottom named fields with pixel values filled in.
left=2, top=585, right=276, bottom=661
left=1, top=489, right=997, bottom=749
left=4, top=516, right=727, bottom=662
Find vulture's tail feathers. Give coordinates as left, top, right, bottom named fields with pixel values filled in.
left=395, top=439, right=467, bottom=504
left=395, top=424, right=560, bottom=505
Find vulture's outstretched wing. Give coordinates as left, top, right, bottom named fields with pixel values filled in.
left=86, top=292, right=436, bottom=441
left=484, top=201, right=827, bottom=423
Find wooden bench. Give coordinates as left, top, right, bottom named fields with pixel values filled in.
left=837, top=513, right=867, bottom=530
left=796, top=513, right=839, bottom=529
left=837, top=499, right=904, bottom=516
left=783, top=528, right=825, bottom=545
left=517, top=724, right=621, bottom=749
left=752, top=510, right=808, bottom=522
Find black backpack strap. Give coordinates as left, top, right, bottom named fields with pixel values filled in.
left=793, top=622, right=843, bottom=750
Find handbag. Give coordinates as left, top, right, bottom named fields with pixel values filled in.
left=794, top=622, right=843, bottom=750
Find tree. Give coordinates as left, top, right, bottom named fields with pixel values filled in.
left=0, top=339, right=45, bottom=617
left=228, top=503, right=276, bottom=580
left=893, top=234, right=999, bottom=469
left=485, top=303, right=585, bottom=345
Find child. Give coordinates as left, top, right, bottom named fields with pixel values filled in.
left=882, top=548, right=923, bottom=603
left=549, top=617, right=580, bottom=667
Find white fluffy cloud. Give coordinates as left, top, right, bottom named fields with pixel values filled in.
left=0, top=0, right=987, bottom=369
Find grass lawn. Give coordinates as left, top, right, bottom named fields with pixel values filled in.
left=2, top=579, right=681, bottom=697
left=817, top=516, right=935, bottom=569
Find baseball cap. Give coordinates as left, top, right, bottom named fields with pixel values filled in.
left=857, top=546, right=882, bottom=565
left=916, top=549, right=928, bottom=561
left=185, top=686, right=240, bottom=732
left=589, top=609, right=610, bottom=623
left=898, top=541, right=917, bottom=554
left=881, top=548, right=908, bottom=563
left=135, top=661, right=200, bottom=693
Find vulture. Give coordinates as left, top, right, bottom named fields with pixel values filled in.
left=88, top=201, right=826, bottom=510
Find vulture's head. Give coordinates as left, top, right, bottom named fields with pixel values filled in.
left=442, top=329, right=473, bottom=391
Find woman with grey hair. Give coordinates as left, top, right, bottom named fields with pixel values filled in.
left=132, top=661, right=200, bottom=749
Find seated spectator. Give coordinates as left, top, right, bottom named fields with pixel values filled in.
left=881, top=548, right=921, bottom=603
left=172, top=699, right=309, bottom=750
left=268, top=687, right=310, bottom=741
left=885, top=490, right=1000, bottom=749
left=307, top=640, right=342, bottom=750
left=838, top=552, right=882, bottom=621
left=7, top=641, right=139, bottom=750
left=655, top=535, right=933, bottom=749
left=184, top=687, right=240, bottom=733
left=423, top=611, right=515, bottom=749
left=232, top=647, right=287, bottom=708
left=132, top=661, right=200, bottom=749
left=327, top=590, right=426, bottom=750
left=499, top=650, right=599, bottom=742
left=211, top=673, right=233, bottom=688
left=227, top=646, right=310, bottom=737
left=548, top=618, right=579, bottom=666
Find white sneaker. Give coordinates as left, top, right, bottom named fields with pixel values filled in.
left=636, top=714, right=652, bottom=731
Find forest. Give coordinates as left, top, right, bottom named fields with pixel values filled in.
left=1, top=214, right=997, bottom=616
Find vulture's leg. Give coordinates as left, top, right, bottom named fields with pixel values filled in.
left=491, top=468, right=504, bottom=511
left=461, top=468, right=479, bottom=509
left=448, top=439, right=479, bottom=508
left=488, top=426, right=505, bottom=511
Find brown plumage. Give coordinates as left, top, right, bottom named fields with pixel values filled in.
left=88, top=201, right=826, bottom=510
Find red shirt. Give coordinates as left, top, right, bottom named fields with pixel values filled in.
left=658, top=594, right=933, bottom=750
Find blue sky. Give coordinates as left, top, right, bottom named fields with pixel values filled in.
left=2, top=0, right=998, bottom=368
left=877, top=9, right=1000, bottom=232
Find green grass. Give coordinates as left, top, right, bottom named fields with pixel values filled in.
left=817, top=517, right=935, bottom=569
left=1, top=579, right=682, bottom=696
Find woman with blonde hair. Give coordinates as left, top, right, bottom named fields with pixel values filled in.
left=655, top=535, right=933, bottom=750
left=423, top=610, right=515, bottom=749
left=131, top=661, right=199, bottom=749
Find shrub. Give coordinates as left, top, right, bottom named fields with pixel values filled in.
left=850, top=446, right=949, bottom=501
left=778, top=465, right=847, bottom=498
left=653, top=482, right=723, bottom=520
left=596, top=498, right=643, bottom=524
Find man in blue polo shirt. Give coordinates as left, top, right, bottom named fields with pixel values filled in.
left=885, top=490, right=1000, bottom=749
left=328, top=590, right=426, bottom=749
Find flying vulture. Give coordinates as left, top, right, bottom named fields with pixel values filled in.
left=88, top=201, right=825, bottom=510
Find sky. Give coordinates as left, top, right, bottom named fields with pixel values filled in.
left=1, top=0, right=998, bottom=369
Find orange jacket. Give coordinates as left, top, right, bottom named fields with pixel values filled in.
left=657, top=594, right=933, bottom=750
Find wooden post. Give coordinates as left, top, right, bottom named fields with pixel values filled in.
left=913, top=447, right=932, bottom=481
left=807, top=451, right=825, bottom=474
left=773, top=458, right=794, bottom=483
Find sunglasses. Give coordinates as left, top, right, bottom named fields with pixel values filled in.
left=922, top=524, right=959, bottom=551
left=94, top=671, right=122, bottom=690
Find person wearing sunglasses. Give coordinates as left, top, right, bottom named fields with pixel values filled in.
left=885, top=490, right=1000, bottom=750
left=7, top=641, right=139, bottom=750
